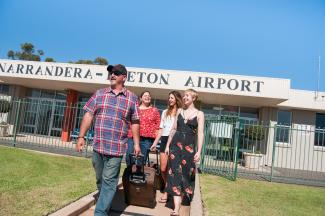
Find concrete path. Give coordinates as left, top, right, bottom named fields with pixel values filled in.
left=51, top=171, right=203, bottom=216
left=80, top=183, right=191, bottom=216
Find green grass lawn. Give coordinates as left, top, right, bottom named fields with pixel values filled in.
left=200, top=174, right=325, bottom=216
left=0, top=145, right=97, bottom=216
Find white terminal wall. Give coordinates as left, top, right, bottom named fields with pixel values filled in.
left=0, top=59, right=324, bottom=112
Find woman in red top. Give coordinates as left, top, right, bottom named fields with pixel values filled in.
left=126, top=91, right=160, bottom=165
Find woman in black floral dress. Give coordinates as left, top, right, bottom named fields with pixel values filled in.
left=165, top=89, right=205, bottom=216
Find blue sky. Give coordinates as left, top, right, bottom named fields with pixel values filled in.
left=0, top=0, right=324, bottom=91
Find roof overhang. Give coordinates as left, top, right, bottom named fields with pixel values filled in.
left=0, top=59, right=291, bottom=107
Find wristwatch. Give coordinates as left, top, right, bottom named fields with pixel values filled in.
left=77, top=136, right=86, bottom=140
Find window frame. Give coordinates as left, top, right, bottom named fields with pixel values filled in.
left=0, top=84, right=10, bottom=94
left=314, top=113, right=325, bottom=148
left=276, top=110, right=292, bottom=145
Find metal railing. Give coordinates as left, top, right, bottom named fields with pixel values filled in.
left=200, top=117, right=325, bottom=187
left=1, top=98, right=324, bottom=186
left=200, top=117, right=240, bottom=180
left=0, top=97, right=93, bottom=157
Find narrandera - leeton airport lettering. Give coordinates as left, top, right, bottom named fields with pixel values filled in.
left=128, top=70, right=263, bottom=92
left=0, top=62, right=264, bottom=92
left=0, top=62, right=93, bottom=79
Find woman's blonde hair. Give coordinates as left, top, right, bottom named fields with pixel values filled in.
left=184, top=88, right=201, bottom=109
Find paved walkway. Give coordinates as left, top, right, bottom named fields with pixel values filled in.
left=79, top=183, right=190, bottom=216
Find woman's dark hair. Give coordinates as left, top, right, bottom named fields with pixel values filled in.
left=139, top=91, right=152, bottom=106
left=166, top=91, right=182, bottom=117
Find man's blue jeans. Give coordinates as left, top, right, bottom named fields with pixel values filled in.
left=92, top=150, right=122, bottom=216
left=126, top=137, right=154, bottom=165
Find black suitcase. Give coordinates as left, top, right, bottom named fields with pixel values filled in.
left=122, top=154, right=157, bottom=208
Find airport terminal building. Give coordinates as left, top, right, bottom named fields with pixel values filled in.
left=0, top=59, right=324, bottom=179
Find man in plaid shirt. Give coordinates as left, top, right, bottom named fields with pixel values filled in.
left=76, top=64, right=140, bottom=216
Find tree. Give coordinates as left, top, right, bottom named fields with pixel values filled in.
left=16, top=43, right=42, bottom=61
left=45, top=57, right=55, bottom=62
left=38, top=50, right=44, bottom=56
left=7, top=42, right=54, bottom=62
left=7, top=50, right=14, bottom=59
left=75, top=59, right=94, bottom=65
left=7, top=43, right=108, bottom=65
left=73, top=57, right=108, bottom=65
left=94, top=57, right=108, bottom=65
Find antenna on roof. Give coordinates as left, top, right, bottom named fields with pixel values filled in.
left=315, top=49, right=321, bottom=99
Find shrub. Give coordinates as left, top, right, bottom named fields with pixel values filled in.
left=244, top=125, right=265, bottom=141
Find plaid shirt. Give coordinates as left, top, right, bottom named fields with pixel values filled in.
left=83, top=87, right=139, bottom=156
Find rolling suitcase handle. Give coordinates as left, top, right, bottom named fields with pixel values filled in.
left=147, top=148, right=165, bottom=191
left=128, top=154, right=146, bottom=184
left=146, top=149, right=161, bottom=175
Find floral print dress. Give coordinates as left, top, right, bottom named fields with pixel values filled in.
left=166, top=113, right=198, bottom=201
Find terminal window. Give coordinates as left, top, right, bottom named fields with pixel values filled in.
left=0, top=84, right=9, bottom=94
left=315, top=113, right=325, bottom=147
left=276, top=110, right=292, bottom=143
